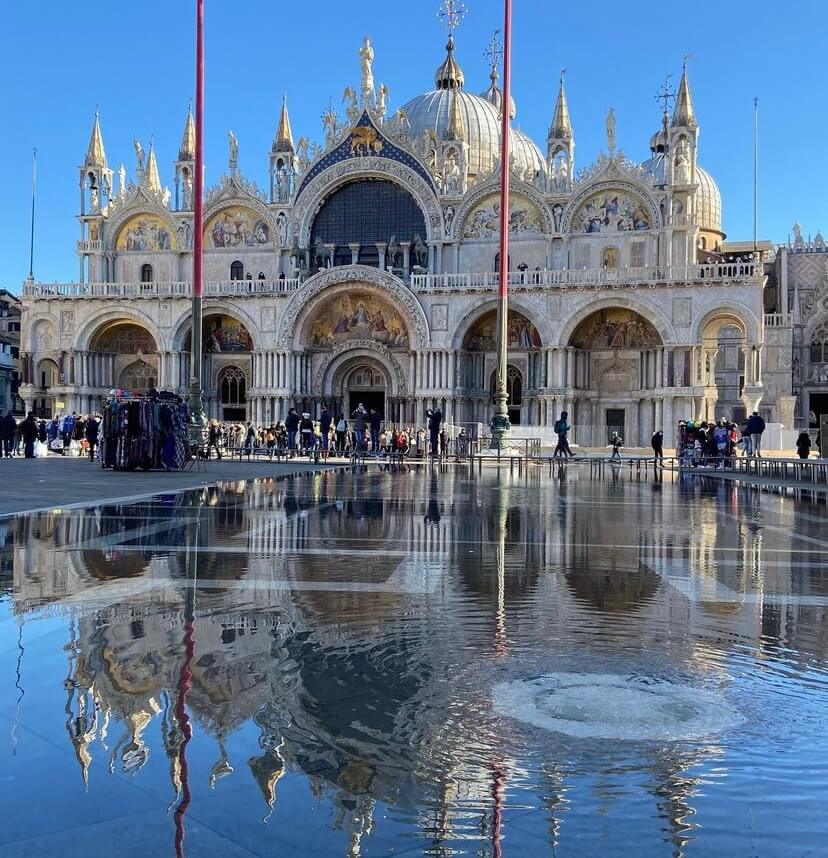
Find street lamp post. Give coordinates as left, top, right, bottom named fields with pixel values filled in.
left=188, top=0, right=206, bottom=442
left=491, top=0, right=512, bottom=448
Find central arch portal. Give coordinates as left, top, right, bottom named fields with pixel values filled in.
left=344, top=363, right=387, bottom=418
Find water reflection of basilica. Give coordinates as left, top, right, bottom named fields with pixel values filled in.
left=8, top=470, right=828, bottom=854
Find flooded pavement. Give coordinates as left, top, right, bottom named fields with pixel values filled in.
left=1, top=466, right=828, bottom=857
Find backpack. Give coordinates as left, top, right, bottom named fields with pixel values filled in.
left=554, top=419, right=562, bottom=433
left=336, top=418, right=346, bottom=432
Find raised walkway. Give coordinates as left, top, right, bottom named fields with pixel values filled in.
left=0, top=456, right=332, bottom=516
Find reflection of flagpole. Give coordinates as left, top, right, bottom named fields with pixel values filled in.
left=28, top=148, right=37, bottom=281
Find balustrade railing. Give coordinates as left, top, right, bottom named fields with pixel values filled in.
left=22, top=278, right=303, bottom=299
left=411, top=263, right=758, bottom=291
left=764, top=313, right=793, bottom=328
left=76, top=240, right=102, bottom=253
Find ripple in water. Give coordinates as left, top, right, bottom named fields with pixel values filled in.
left=492, top=672, right=743, bottom=741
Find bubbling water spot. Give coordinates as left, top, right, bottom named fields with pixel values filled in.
left=492, top=672, right=743, bottom=741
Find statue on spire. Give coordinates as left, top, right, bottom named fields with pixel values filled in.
left=605, top=107, right=617, bottom=157
left=228, top=130, right=239, bottom=171
left=133, top=139, right=145, bottom=176
left=359, top=37, right=375, bottom=106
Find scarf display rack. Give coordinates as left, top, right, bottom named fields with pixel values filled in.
left=100, top=392, right=191, bottom=471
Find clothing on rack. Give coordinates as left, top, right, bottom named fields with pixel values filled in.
left=100, top=393, right=190, bottom=471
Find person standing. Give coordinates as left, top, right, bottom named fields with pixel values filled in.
left=426, top=406, right=442, bottom=456
left=746, top=411, right=766, bottom=457
left=1, top=411, right=16, bottom=458
left=369, top=408, right=382, bottom=454
left=651, top=429, right=664, bottom=464
left=85, top=414, right=100, bottom=461
left=335, top=413, right=347, bottom=454
left=21, top=413, right=38, bottom=459
left=299, top=412, right=315, bottom=452
left=553, top=411, right=575, bottom=459
left=352, top=404, right=367, bottom=451
left=796, top=431, right=811, bottom=460
left=320, top=406, right=332, bottom=454
left=285, top=407, right=300, bottom=451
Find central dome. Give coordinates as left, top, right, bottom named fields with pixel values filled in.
left=400, top=89, right=546, bottom=181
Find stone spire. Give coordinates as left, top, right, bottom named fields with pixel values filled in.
left=480, top=65, right=516, bottom=120
left=549, top=72, right=573, bottom=142
left=85, top=108, right=107, bottom=167
left=672, top=60, right=697, bottom=128
left=273, top=94, right=294, bottom=153
left=435, top=34, right=464, bottom=90
left=179, top=106, right=195, bottom=161
left=446, top=88, right=465, bottom=140
left=143, top=141, right=162, bottom=193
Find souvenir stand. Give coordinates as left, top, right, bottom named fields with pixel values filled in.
left=100, top=389, right=191, bottom=471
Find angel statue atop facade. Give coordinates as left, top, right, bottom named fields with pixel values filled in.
left=296, top=137, right=311, bottom=172
left=359, top=36, right=375, bottom=104
left=606, top=107, right=617, bottom=156
left=228, top=130, right=239, bottom=170
left=342, top=86, right=359, bottom=124
left=377, top=83, right=389, bottom=118
left=322, top=105, right=341, bottom=149
left=133, top=139, right=145, bottom=174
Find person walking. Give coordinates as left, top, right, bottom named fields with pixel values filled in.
left=553, top=411, right=575, bottom=459
left=320, top=406, right=332, bottom=455
left=207, top=419, right=223, bottom=460
left=21, top=413, right=38, bottom=459
left=369, top=408, right=382, bottom=454
left=244, top=421, right=256, bottom=455
left=610, top=432, right=623, bottom=461
left=1, top=411, right=16, bottom=458
left=85, top=414, right=100, bottom=461
left=285, top=407, right=300, bottom=452
left=746, top=411, right=766, bottom=457
left=796, top=431, right=812, bottom=460
left=651, top=429, right=664, bottom=464
left=426, top=406, right=442, bottom=456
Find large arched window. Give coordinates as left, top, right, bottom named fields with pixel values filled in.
left=230, top=260, right=244, bottom=280
left=219, top=366, right=246, bottom=406
left=140, top=264, right=153, bottom=283
left=811, top=321, right=828, bottom=364
left=310, top=179, right=427, bottom=273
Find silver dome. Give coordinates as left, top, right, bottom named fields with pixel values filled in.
left=641, top=153, right=722, bottom=235
left=400, top=89, right=546, bottom=181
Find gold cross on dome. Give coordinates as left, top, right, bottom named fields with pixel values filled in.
left=484, top=29, right=502, bottom=70
left=438, top=0, right=467, bottom=35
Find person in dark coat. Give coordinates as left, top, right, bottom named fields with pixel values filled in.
left=1, top=411, right=16, bottom=458
left=319, top=406, right=332, bottom=453
left=21, top=414, right=38, bottom=459
left=85, top=415, right=100, bottom=461
left=284, top=408, right=300, bottom=451
left=796, top=431, right=811, bottom=460
left=746, top=411, right=766, bottom=457
left=651, top=429, right=664, bottom=463
left=426, top=407, right=442, bottom=456
left=369, top=408, right=382, bottom=453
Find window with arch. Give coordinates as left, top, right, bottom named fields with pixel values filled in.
left=119, top=360, right=156, bottom=392
left=230, top=260, right=244, bottom=280
left=219, top=366, right=247, bottom=405
left=490, top=365, right=523, bottom=406
left=811, top=321, right=828, bottom=364
left=140, top=263, right=154, bottom=283
left=348, top=367, right=385, bottom=389
left=91, top=323, right=157, bottom=354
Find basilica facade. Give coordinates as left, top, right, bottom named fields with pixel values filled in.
left=19, top=32, right=794, bottom=445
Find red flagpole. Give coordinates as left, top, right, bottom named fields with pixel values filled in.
left=492, top=0, right=512, bottom=446
left=188, top=0, right=205, bottom=433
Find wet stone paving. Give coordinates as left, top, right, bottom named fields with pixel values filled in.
left=1, top=465, right=828, bottom=856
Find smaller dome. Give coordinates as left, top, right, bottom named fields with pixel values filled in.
left=649, top=126, right=668, bottom=153
left=479, top=68, right=516, bottom=120
left=640, top=152, right=722, bottom=235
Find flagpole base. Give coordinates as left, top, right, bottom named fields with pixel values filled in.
left=490, top=410, right=511, bottom=449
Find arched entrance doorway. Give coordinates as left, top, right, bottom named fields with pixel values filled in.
left=568, top=307, right=663, bottom=445
left=344, top=363, right=386, bottom=418
left=218, top=366, right=247, bottom=422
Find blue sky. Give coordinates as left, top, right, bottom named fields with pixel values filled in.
left=1, top=0, right=825, bottom=289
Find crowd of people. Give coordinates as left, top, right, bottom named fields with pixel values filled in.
left=0, top=411, right=101, bottom=459
left=203, top=404, right=465, bottom=460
